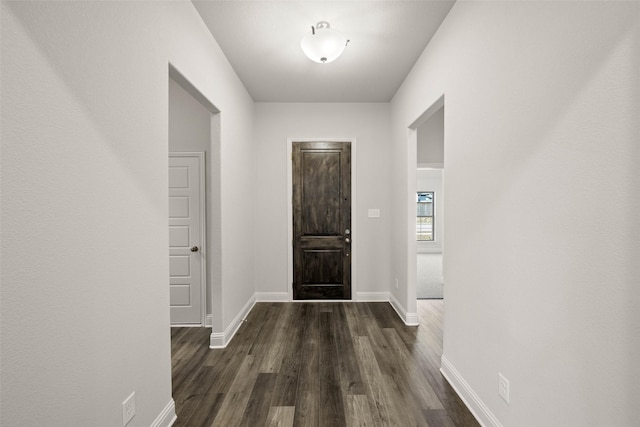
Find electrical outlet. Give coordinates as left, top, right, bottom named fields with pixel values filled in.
left=122, top=391, right=136, bottom=426
left=395, top=278, right=399, bottom=289
left=498, top=373, right=510, bottom=404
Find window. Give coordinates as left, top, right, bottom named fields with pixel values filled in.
left=417, top=191, right=434, bottom=241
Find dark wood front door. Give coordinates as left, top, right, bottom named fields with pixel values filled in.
left=292, top=141, right=351, bottom=300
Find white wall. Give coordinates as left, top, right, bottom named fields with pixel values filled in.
left=417, top=106, right=444, bottom=167
left=1, top=1, right=254, bottom=425
left=391, top=1, right=640, bottom=426
left=252, top=103, right=391, bottom=299
left=416, top=169, right=443, bottom=254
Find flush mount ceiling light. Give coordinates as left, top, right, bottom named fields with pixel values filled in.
left=301, top=21, right=349, bottom=64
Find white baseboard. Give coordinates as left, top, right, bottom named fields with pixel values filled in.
left=417, top=247, right=443, bottom=254
left=388, top=292, right=419, bottom=326
left=440, top=356, right=501, bottom=427
left=209, top=295, right=256, bottom=349
left=205, top=314, right=213, bottom=327
left=255, top=292, right=289, bottom=301
left=254, top=291, right=391, bottom=303
left=417, top=162, right=444, bottom=169
left=356, top=291, right=389, bottom=301
left=151, top=399, right=177, bottom=427
left=405, top=311, right=419, bottom=325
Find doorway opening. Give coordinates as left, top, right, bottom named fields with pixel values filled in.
left=416, top=104, right=444, bottom=299
left=407, top=96, right=445, bottom=312
left=168, top=64, right=221, bottom=330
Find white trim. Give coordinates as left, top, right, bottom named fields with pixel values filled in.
left=170, top=323, right=203, bottom=328
left=205, top=314, right=213, bottom=327
left=389, top=292, right=419, bottom=326
left=405, top=312, right=419, bottom=325
left=356, top=292, right=389, bottom=302
left=150, top=399, right=177, bottom=427
left=417, top=247, right=443, bottom=254
left=440, top=356, right=501, bottom=427
left=255, top=292, right=289, bottom=302
left=406, top=128, right=419, bottom=310
left=169, top=152, right=207, bottom=327
left=287, top=137, right=357, bottom=301
left=417, top=162, right=444, bottom=169
left=209, top=295, right=256, bottom=349
left=409, top=95, right=445, bottom=130
left=169, top=64, right=219, bottom=114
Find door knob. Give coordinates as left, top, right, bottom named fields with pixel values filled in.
left=345, top=237, right=351, bottom=243
left=191, top=246, right=199, bottom=252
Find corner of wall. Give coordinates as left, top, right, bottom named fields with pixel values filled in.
left=209, top=294, right=256, bottom=349
left=150, top=399, right=177, bottom=427
left=440, top=356, right=501, bottom=427
left=389, top=292, right=419, bottom=326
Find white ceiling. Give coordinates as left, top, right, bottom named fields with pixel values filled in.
left=192, top=1, right=455, bottom=102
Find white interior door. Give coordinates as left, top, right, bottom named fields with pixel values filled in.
left=169, top=153, right=205, bottom=325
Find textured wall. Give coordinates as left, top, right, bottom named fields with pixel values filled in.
left=1, top=1, right=254, bottom=425
left=391, top=1, right=640, bottom=425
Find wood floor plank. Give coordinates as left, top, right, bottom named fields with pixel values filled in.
left=170, top=301, right=480, bottom=427
left=382, top=327, right=444, bottom=410
left=333, top=304, right=365, bottom=396
left=353, top=335, right=392, bottom=426
left=173, top=390, right=225, bottom=427
left=266, top=406, right=296, bottom=427
left=249, top=303, right=285, bottom=355
left=360, top=304, right=420, bottom=426
left=367, top=301, right=397, bottom=329
left=318, top=311, right=347, bottom=426
left=343, top=302, right=367, bottom=338
left=271, top=304, right=307, bottom=406
left=345, top=394, right=375, bottom=427
left=259, top=303, right=293, bottom=373
left=173, top=366, right=219, bottom=425
left=425, top=408, right=457, bottom=427
left=292, top=304, right=319, bottom=427
left=172, top=335, right=211, bottom=399
left=199, top=314, right=266, bottom=396
left=209, top=354, right=258, bottom=426
left=240, top=372, right=278, bottom=426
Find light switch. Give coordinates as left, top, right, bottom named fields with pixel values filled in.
left=368, top=209, right=380, bottom=218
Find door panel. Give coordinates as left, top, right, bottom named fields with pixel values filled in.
left=302, top=152, right=342, bottom=235
left=169, top=154, right=204, bottom=325
left=293, top=141, right=351, bottom=300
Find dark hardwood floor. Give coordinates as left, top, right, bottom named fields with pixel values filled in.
left=171, top=301, right=479, bottom=427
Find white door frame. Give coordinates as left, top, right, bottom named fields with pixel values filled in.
left=287, top=137, right=357, bottom=301
left=169, top=151, right=207, bottom=326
